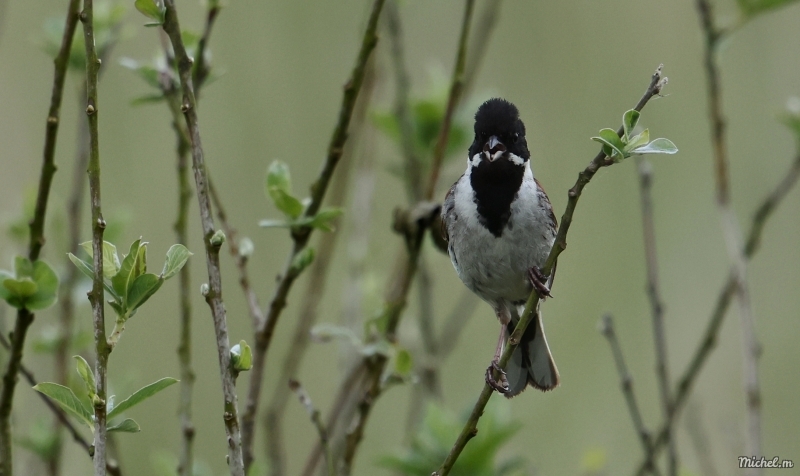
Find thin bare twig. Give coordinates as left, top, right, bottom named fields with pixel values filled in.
left=636, top=159, right=676, bottom=476
left=634, top=150, right=800, bottom=475
left=424, top=0, right=475, bottom=201
left=240, top=1, right=386, bottom=470
left=79, top=1, right=111, bottom=474
left=386, top=0, right=422, bottom=202
left=161, top=1, right=244, bottom=474
left=684, top=403, right=720, bottom=476
left=289, top=380, right=335, bottom=476
left=156, top=5, right=220, bottom=472
left=0, top=1, right=82, bottom=472
left=599, top=315, right=661, bottom=476
left=434, top=66, right=667, bottom=476
left=696, top=1, right=761, bottom=469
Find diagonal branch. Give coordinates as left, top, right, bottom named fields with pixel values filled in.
left=633, top=149, right=800, bottom=476
left=599, top=314, right=661, bottom=476
left=434, top=66, right=667, bottom=476
left=0, top=1, right=82, bottom=472
left=696, top=1, right=762, bottom=469
left=240, top=1, right=386, bottom=470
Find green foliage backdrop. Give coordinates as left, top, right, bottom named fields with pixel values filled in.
left=1, top=1, right=799, bottom=475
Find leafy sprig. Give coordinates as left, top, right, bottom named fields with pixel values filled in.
left=33, top=357, right=177, bottom=434
left=259, top=161, right=344, bottom=232
left=592, top=109, right=678, bottom=163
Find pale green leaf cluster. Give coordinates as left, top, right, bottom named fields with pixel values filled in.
left=68, top=239, right=191, bottom=325
left=259, top=160, right=344, bottom=232
left=33, top=356, right=177, bottom=434
left=378, top=400, right=528, bottom=476
left=0, top=256, right=59, bottom=311
left=591, top=109, right=678, bottom=163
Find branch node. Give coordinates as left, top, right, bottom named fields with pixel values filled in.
left=47, top=116, right=58, bottom=124
left=86, top=104, right=96, bottom=115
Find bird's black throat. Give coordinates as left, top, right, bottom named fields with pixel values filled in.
left=470, top=158, right=524, bottom=237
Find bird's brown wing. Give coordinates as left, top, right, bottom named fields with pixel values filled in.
left=534, top=178, right=558, bottom=288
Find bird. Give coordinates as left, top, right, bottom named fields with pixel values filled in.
left=441, top=98, right=559, bottom=397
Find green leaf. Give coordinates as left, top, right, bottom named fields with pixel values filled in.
left=622, top=109, right=640, bottom=141
left=269, top=188, right=305, bottom=220
left=33, top=382, right=94, bottom=428
left=80, top=240, right=121, bottom=279
left=266, top=160, right=292, bottom=194
left=67, top=253, right=94, bottom=281
left=230, top=340, right=253, bottom=372
left=0, top=258, right=60, bottom=311
left=125, top=273, right=163, bottom=312
left=265, top=161, right=305, bottom=219
left=3, top=278, right=37, bottom=299
left=73, top=355, right=96, bottom=398
left=107, top=418, right=141, bottom=433
left=624, top=129, right=650, bottom=153
left=161, top=244, right=192, bottom=279
left=306, top=208, right=344, bottom=232
left=25, top=260, right=59, bottom=311
left=632, top=138, right=679, bottom=155
left=591, top=128, right=626, bottom=160
left=290, top=248, right=315, bottom=275
left=107, top=377, right=178, bottom=420
left=134, top=0, right=165, bottom=24
left=14, top=256, right=34, bottom=278
left=394, top=348, right=412, bottom=376
left=112, top=239, right=142, bottom=300
left=737, top=0, right=800, bottom=19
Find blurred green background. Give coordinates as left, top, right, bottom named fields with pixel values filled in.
left=1, top=0, right=799, bottom=475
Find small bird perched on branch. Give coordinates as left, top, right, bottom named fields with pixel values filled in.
left=441, top=98, right=559, bottom=397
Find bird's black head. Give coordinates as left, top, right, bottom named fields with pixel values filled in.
left=468, top=98, right=529, bottom=166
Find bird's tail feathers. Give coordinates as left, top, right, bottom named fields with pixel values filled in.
left=504, top=303, right=559, bottom=397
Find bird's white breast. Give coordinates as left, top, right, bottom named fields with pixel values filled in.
left=446, top=162, right=554, bottom=303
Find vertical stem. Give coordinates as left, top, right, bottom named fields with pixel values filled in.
left=80, top=0, right=110, bottom=474
left=161, top=2, right=244, bottom=474
left=636, top=159, right=677, bottom=476
left=0, top=1, right=82, bottom=474
left=696, top=1, right=762, bottom=469
left=171, top=96, right=195, bottom=476
left=424, top=0, right=475, bottom=201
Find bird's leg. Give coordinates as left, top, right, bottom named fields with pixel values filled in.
left=528, top=266, right=552, bottom=298
left=485, top=310, right=510, bottom=394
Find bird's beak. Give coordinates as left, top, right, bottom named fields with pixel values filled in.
left=483, top=135, right=506, bottom=161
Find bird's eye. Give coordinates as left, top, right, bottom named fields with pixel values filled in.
left=512, top=132, right=520, bottom=143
